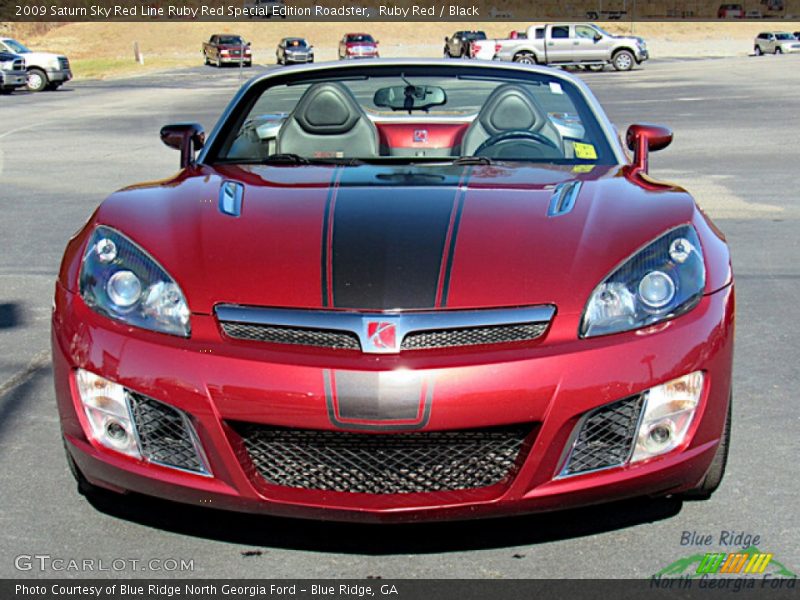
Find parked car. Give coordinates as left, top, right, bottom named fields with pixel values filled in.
left=717, top=3, right=744, bottom=17
left=0, top=51, right=27, bottom=94
left=754, top=31, right=800, bottom=54
left=443, top=31, right=487, bottom=58
left=744, top=9, right=763, bottom=17
left=0, top=37, right=71, bottom=92
left=55, top=59, right=733, bottom=523
left=276, top=38, right=314, bottom=65
left=203, top=34, right=252, bottom=67
left=338, top=33, right=379, bottom=59
left=487, top=24, right=648, bottom=71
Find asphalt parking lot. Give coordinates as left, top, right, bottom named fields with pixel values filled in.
left=1, top=55, right=799, bottom=579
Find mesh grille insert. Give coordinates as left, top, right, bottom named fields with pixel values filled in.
left=232, top=423, right=531, bottom=494
left=401, top=322, right=548, bottom=350
left=562, top=395, right=644, bottom=476
left=220, top=321, right=361, bottom=350
left=128, top=393, right=207, bottom=473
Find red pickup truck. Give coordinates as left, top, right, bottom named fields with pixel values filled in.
left=203, top=34, right=252, bottom=67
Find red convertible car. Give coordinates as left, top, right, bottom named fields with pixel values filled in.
left=53, top=60, right=734, bottom=523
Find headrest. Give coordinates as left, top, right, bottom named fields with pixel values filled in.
left=478, top=84, right=545, bottom=136
left=292, top=82, right=363, bottom=135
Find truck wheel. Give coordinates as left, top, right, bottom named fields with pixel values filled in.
left=46, top=82, right=62, bottom=91
left=775, top=46, right=782, bottom=55
left=612, top=49, right=635, bottom=71
left=26, top=68, right=48, bottom=92
left=680, top=395, right=731, bottom=500
left=215, top=56, right=222, bottom=68
left=513, top=52, right=536, bottom=65
left=204, top=52, right=210, bottom=65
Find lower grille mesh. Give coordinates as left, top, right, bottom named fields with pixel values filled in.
left=562, top=395, right=644, bottom=476
left=232, top=423, right=531, bottom=494
left=220, top=321, right=360, bottom=350
left=128, top=393, right=206, bottom=473
left=401, top=322, right=548, bottom=350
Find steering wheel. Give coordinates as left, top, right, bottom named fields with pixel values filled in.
left=474, top=130, right=562, bottom=159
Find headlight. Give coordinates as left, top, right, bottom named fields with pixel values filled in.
left=581, top=225, right=705, bottom=337
left=79, top=226, right=190, bottom=337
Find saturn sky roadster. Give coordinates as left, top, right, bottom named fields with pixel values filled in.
left=53, top=59, right=733, bottom=523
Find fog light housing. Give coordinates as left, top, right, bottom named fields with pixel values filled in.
left=76, top=369, right=141, bottom=458
left=631, top=371, right=704, bottom=463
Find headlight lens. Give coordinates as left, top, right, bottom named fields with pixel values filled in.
left=80, top=226, right=190, bottom=337
left=581, top=225, right=705, bottom=337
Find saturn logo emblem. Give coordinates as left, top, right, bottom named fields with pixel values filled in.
left=365, top=320, right=398, bottom=353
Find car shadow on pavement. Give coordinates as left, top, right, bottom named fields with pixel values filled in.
left=85, top=489, right=683, bottom=554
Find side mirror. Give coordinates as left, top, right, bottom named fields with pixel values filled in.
left=160, top=123, right=205, bottom=169
left=626, top=123, right=672, bottom=174
left=246, top=41, right=251, bottom=47
left=594, top=33, right=603, bottom=42
left=444, top=37, right=448, bottom=42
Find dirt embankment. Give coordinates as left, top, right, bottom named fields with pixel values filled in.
left=6, top=21, right=800, bottom=79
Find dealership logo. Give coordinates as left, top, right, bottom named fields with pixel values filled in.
left=653, top=546, right=796, bottom=580
left=364, top=320, right=398, bottom=353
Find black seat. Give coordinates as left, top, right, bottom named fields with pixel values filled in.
left=277, top=82, right=378, bottom=158
left=462, top=84, right=563, bottom=158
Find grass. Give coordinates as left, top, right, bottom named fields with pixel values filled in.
left=69, top=56, right=196, bottom=80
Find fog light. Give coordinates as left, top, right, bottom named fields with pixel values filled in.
left=76, top=369, right=141, bottom=458
left=631, top=371, right=703, bottom=463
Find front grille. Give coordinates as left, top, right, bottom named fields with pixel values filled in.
left=401, top=322, right=548, bottom=350
left=220, top=321, right=361, bottom=350
left=58, top=57, right=69, bottom=70
left=128, top=393, right=208, bottom=474
left=232, top=423, right=531, bottom=494
left=561, top=395, right=644, bottom=476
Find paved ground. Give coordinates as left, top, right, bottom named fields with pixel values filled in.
left=0, top=55, right=798, bottom=579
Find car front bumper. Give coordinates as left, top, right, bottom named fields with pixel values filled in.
left=1, top=71, right=27, bottom=87
left=54, top=283, right=734, bottom=523
left=47, top=68, right=72, bottom=83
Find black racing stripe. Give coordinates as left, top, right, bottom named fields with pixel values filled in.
left=330, top=185, right=459, bottom=310
left=439, top=173, right=470, bottom=307
left=320, top=167, right=340, bottom=307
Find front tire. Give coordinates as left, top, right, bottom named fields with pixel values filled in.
left=26, top=68, right=48, bottom=92
left=215, top=56, right=222, bottom=68
left=754, top=45, right=763, bottom=56
left=612, top=49, right=635, bottom=71
left=775, top=46, right=783, bottom=55
left=681, top=395, right=731, bottom=500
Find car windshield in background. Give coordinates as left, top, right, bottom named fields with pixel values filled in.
left=219, top=36, right=245, bottom=45
left=3, top=39, right=31, bottom=53
left=347, top=35, right=374, bottom=43
left=775, top=33, right=795, bottom=40
left=287, top=39, right=308, bottom=47
left=213, top=67, right=616, bottom=166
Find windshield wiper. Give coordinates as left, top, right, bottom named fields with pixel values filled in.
left=451, top=156, right=494, bottom=166
left=262, top=153, right=311, bottom=165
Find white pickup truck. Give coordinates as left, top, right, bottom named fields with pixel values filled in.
left=471, top=24, right=648, bottom=72
left=0, top=37, right=72, bottom=92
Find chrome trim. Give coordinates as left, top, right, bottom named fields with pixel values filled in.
left=547, top=181, right=582, bottom=217
left=219, top=180, right=244, bottom=217
left=215, top=304, right=555, bottom=355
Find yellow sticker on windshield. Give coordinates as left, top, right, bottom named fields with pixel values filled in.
left=573, top=143, right=598, bottom=160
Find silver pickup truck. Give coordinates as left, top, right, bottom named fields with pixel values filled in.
left=473, top=24, right=648, bottom=71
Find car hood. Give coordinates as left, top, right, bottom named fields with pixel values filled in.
left=91, top=163, right=699, bottom=317
left=18, top=51, right=65, bottom=63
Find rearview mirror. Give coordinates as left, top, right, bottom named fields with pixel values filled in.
left=626, top=123, right=672, bottom=173
left=373, top=85, right=447, bottom=112
left=160, top=123, right=205, bottom=169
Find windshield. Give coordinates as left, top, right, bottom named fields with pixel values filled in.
left=347, top=35, right=374, bottom=43
left=286, top=39, right=308, bottom=47
left=3, top=39, right=31, bottom=53
left=218, top=36, right=244, bottom=45
left=212, top=66, right=616, bottom=167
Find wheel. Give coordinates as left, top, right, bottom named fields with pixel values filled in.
left=612, top=49, right=635, bottom=71
left=775, top=46, right=782, bottom=54
left=680, top=395, right=731, bottom=500
left=26, top=68, right=48, bottom=92
left=46, top=82, right=62, bottom=91
left=513, top=51, right=536, bottom=65
left=204, top=52, right=210, bottom=65
left=215, top=56, right=222, bottom=68
left=583, top=64, right=605, bottom=72
left=244, top=61, right=252, bottom=68
left=0, top=88, right=13, bottom=95
left=754, top=45, right=763, bottom=56
left=443, top=46, right=450, bottom=58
